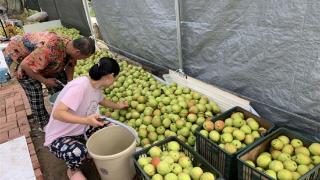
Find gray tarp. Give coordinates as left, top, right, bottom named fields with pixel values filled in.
left=1, top=0, right=23, bottom=14
left=93, top=0, right=179, bottom=70
left=38, top=0, right=91, bottom=36
left=25, top=0, right=40, bottom=11
left=94, top=0, right=320, bottom=138
left=38, top=0, right=59, bottom=20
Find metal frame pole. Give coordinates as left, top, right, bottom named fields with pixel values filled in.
left=0, top=18, right=9, bottom=40
left=175, top=0, right=184, bottom=73
left=82, top=0, right=95, bottom=38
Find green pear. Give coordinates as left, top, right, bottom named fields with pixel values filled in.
left=245, top=160, right=256, bottom=167
left=199, top=172, right=215, bottom=180
left=232, top=129, right=245, bottom=141
left=265, top=170, right=277, bottom=179
left=209, top=130, right=220, bottom=142
left=260, top=152, right=272, bottom=158
left=271, top=139, right=284, bottom=150
left=283, top=160, right=297, bottom=172
left=271, top=150, right=282, bottom=160
left=149, top=146, right=162, bottom=158
left=256, top=154, right=272, bottom=168
left=223, top=127, right=234, bottom=134
left=282, top=144, right=294, bottom=155
left=224, top=143, right=237, bottom=154
left=232, top=140, right=242, bottom=149
left=152, top=174, right=164, bottom=180
left=199, top=130, right=209, bottom=138
left=164, top=173, right=177, bottom=180
left=308, top=164, right=314, bottom=170
left=138, top=157, right=152, bottom=167
left=232, top=117, right=245, bottom=128
left=297, top=165, right=309, bottom=175
left=219, top=144, right=225, bottom=149
left=244, top=134, right=255, bottom=145
left=294, top=153, right=312, bottom=165
left=162, top=156, right=174, bottom=165
left=278, top=135, right=290, bottom=145
left=157, top=161, right=171, bottom=175
left=308, top=143, right=320, bottom=156
left=291, top=139, right=303, bottom=148
left=169, top=151, right=180, bottom=163
left=190, top=167, right=203, bottom=180
left=144, top=164, right=156, bottom=176
left=221, top=133, right=233, bottom=143
left=277, top=169, right=292, bottom=180
left=231, top=112, right=244, bottom=119
left=291, top=172, right=301, bottom=180
left=254, top=167, right=262, bottom=172
left=247, top=119, right=259, bottom=131
left=269, top=160, right=284, bottom=172
left=171, top=163, right=182, bottom=175
left=178, top=172, right=191, bottom=180
left=240, top=125, right=252, bottom=134
left=251, top=131, right=261, bottom=139
left=224, top=118, right=233, bottom=126
left=295, top=146, right=310, bottom=156
left=312, top=155, right=320, bottom=164
left=277, top=153, right=291, bottom=162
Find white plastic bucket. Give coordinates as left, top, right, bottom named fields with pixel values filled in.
left=86, top=125, right=136, bottom=180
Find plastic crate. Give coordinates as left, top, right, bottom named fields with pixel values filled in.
left=133, top=136, right=223, bottom=180
left=237, top=128, right=320, bottom=180
left=195, top=106, right=275, bottom=180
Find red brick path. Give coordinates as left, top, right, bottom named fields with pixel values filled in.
left=0, top=83, right=44, bottom=180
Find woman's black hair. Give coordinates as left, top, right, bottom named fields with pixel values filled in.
left=89, top=57, right=120, bottom=80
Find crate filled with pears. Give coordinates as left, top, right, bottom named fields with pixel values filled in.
left=237, top=128, right=320, bottom=180
left=195, top=106, right=275, bottom=179
left=133, top=136, right=222, bottom=180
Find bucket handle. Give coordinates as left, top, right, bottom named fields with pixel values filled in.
left=99, top=116, right=139, bottom=141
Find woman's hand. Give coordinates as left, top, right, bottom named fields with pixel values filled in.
left=85, top=114, right=104, bottom=127
left=105, top=112, right=111, bottom=117
left=99, top=99, right=129, bottom=110
left=116, top=101, right=129, bottom=109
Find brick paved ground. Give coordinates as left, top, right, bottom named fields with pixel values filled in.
left=0, top=80, right=101, bottom=180
left=0, top=82, right=44, bottom=180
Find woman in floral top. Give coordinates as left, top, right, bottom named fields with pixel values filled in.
left=3, top=31, right=95, bottom=130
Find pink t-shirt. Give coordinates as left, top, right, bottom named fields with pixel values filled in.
left=44, top=76, right=104, bottom=146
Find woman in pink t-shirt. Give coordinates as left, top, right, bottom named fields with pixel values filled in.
left=44, top=57, right=128, bottom=180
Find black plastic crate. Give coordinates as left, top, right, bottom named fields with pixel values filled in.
left=195, top=106, right=275, bottom=180
left=237, top=128, right=320, bottom=180
left=133, top=136, right=223, bottom=180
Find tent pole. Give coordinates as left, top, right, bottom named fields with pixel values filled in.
left=82, top=0, right=94, bottom=38
left=175, top=0, right=184, bottom=74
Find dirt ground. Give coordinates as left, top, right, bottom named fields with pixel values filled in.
left=30, top=96, right=101, bottom=180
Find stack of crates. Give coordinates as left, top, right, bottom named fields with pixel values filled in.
left=195, top=106, right=275, bottom=179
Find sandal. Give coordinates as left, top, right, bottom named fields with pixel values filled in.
left=67, top=169, right=87, bottom=180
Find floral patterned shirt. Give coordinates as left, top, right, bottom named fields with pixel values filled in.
left=3, top=32, right=75, bottom=79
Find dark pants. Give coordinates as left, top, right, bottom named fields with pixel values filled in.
left=48, top=122, right=113, bottom=170
left=18, top=72, right=67, bottom=127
